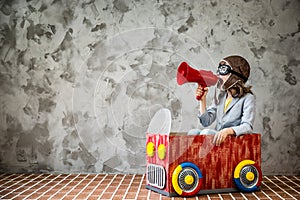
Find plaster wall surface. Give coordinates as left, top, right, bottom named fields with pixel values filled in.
left=0, top=0, right=299, bottom=175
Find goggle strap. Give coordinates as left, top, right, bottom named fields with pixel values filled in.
left=230, top=70, right=248, bottom=82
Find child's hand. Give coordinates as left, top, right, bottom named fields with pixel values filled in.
left=196, top=85, right=208, bottom=101
left=213, top=128, right=235, bottom=146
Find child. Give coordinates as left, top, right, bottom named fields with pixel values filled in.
left=188, top=55, right=255, bottom=146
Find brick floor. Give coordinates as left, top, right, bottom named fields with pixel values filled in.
left=0, top=174, right=299, bottom=199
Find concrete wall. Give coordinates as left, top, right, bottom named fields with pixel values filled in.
left=0, top=0, right=299, bottom=175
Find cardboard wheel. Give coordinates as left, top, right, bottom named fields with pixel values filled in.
left=172, top=162, right=203, bottom=196
left=234, top=160, right=262, bottom=192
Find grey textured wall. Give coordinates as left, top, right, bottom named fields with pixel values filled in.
left=0, top=0, right=299, bottom=175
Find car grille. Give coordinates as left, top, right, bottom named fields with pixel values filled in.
left=146, top=164, right=166, bottom=189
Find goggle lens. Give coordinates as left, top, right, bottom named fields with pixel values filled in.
left=217, top=64, right=231, bottom=75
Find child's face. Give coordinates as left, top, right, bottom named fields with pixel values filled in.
left=218, top=73, right=230, bottom=88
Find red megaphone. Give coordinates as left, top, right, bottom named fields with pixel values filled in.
left=177, top=62, right=219, bottom=100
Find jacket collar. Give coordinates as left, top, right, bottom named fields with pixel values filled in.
left=220, top=93, right=240, bottom=115
left=224, top=97, right=239, bottom=114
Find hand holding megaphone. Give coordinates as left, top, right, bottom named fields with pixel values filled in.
left=177, top=62, right=219, bottom=100
left=196, top=85, right=208, bottom=100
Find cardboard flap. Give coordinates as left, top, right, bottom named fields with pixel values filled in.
left=147, top=108, right=171, bottom=135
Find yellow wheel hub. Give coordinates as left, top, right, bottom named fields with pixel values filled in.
left=157, top=144, right=166, bottom=160
left=246, top=171, right=255, bottom=181
left=146, top=142, right=155, bottom=157
left=184, top=175, right=194, bottom=185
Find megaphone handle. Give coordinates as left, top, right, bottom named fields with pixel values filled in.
left=196, top=85, right=204, bottom=101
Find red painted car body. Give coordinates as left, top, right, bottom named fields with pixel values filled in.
left=146, top=133, right=261, bottom=197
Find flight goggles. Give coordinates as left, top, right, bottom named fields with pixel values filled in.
left=217, top=64, right=248, bottom=82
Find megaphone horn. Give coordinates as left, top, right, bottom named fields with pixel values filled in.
left=176, top=62, right=219, bottom=100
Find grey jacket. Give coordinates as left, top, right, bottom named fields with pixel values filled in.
left=198, top=92, right=255, bottom=136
